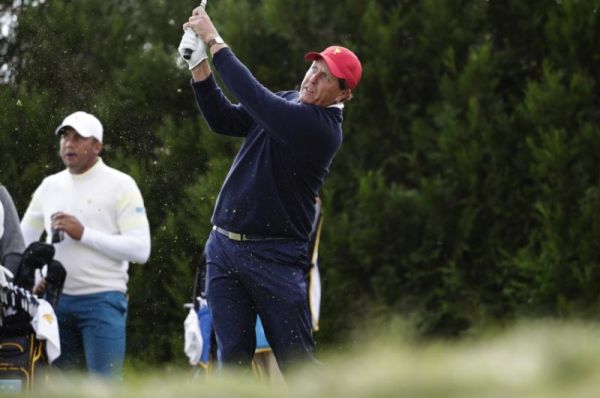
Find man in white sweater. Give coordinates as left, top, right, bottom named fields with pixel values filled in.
left=21, top=111, right=151, bottom=379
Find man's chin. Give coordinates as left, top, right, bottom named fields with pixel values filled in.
left=62, top=159, right=78, bottom=170
left=299, top=94, right=314, bottom=105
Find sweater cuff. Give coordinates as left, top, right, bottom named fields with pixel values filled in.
left=80, top=226, right=96, bottom=246
left=190, top=74, right=218, bottom=96
left=212, top=47, right=233, bottom=69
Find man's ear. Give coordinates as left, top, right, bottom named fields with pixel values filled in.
left=93, top=140, right=103, bottom=155
left=337, top=89, right=353, bottom=103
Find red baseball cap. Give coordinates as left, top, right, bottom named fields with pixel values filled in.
left=305, top=46, right=362, bottom=90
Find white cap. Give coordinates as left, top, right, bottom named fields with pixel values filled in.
left=54, top=111, right=103, bottom=143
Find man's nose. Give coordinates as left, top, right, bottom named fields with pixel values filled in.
left=310, top=72, right=321, bottom=82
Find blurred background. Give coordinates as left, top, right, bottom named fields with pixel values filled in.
left=1, top=0, right=600, bottom=371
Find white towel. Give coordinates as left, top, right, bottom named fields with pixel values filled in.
left=30, top=299, right=61, bottom=363
left=184, top=307, right=203, bottom=366
left=309, top=261, right=321, bottom=331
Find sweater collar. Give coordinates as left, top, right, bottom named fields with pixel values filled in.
left=68, top=157, right=104, bottom=180
left=327, top=102, right=344, bottom=110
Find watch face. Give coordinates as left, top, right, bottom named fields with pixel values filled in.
left=215, top=36, right=224, bottom=44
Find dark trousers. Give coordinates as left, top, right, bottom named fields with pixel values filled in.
left=205, top=230, right=316, bottom=373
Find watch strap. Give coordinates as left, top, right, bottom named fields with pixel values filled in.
left=207, top=36, right=224, bottom=49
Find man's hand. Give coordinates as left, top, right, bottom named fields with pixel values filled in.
left=51, top=212, right=84, bottom=241
left=178, top=29, right=207, bottom=70
left=185, top=6, right=220, bottom=44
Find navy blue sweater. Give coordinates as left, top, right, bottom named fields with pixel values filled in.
left=192, top=48, right=343, bottom=241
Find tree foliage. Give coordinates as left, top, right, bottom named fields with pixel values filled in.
left=2, top=0, right=600, bottom=366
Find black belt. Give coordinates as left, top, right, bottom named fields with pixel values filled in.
left=212, top=226, right=287, bottom=242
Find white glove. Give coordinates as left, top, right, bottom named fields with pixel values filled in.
left=178, top=28, right=207, bottom=70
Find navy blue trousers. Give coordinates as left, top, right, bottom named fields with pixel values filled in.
left=205, top=230, right=316, bottom=373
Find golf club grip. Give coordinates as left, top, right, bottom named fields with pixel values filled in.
left=183, top=0, right=207, bottom=60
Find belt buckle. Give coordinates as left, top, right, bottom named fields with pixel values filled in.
left=228, top=231, right=243, bottom=241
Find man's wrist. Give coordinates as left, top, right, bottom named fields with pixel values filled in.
left=206, top=35, right=225, bottom=50
left=191, top=61, right=212, bottom=82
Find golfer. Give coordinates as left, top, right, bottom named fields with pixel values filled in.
left=178, top=6, right=362, bottom=374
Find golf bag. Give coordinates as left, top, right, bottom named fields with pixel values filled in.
left=0, top=241, right=66, bottom=392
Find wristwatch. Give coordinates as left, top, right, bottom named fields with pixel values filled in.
left=207, top=36, right=225, bottom=49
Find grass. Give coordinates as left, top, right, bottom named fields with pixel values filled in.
left=19, top=320, right=600, bottom=397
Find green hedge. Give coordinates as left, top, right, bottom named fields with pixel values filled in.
left=1, top=0, right=600, bottom=365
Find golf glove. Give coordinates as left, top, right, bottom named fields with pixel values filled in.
left=178, top=28, right=207, bottom=70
